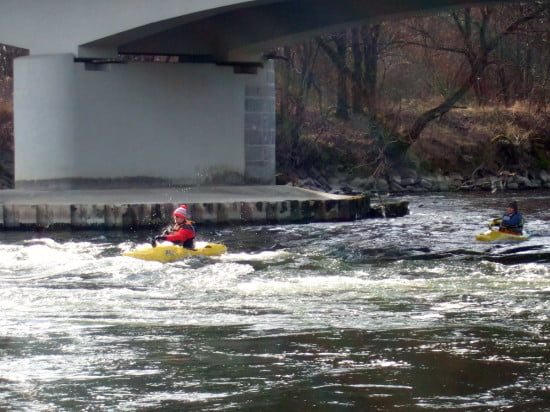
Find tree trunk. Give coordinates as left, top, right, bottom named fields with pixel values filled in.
left=362, top=24, right=380, bottom=113
left=408, top=56, right=488, bottom=141
left=333, top=34, right=350, bottom=120
left=350, top=28, right=364, bottom=114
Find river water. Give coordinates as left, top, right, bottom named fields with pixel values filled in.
left=1, top=191, right=548, bottom=411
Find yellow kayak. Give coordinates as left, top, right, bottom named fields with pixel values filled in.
left=123, top=243, right=227, bottom=262
left=475, top=229, right=531, bottom=242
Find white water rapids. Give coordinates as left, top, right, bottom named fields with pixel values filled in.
left=1, top=192, right=548, bottom=411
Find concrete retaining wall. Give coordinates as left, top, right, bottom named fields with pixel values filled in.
left=0, top=196, right=410, bottom=231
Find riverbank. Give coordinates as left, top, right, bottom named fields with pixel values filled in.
left=0, top=185, right=409, bottom=230
left=290, top=168, right=550, bottom=195
left=276, top=103, right=550, bottom=195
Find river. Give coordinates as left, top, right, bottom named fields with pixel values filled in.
left=1, top=191, right=548, bottom=411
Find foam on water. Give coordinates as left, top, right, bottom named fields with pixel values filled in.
left=1, top=192, right=549, bottom=411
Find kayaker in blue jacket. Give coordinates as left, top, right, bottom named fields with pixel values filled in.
left=489, top=201, right=524, bottom=235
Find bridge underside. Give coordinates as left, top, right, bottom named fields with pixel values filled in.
left=2, top=0, right=503, bottom=188
left=82, top=0, right=497, bottom=63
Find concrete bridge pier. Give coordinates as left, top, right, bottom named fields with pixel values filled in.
left=14, top=54, right=275, bottom=188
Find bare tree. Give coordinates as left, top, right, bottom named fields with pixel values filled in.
left=316, top=33, right=350, bottom=119
left=491, top=4, right=550, bottom=108
left=406, top=3, right=550, bottom=142
left=274, top=41, right=322, bottom=168
left=318, top=23, right=386, bottom=116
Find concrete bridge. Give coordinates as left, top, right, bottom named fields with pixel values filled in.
left=0, top=0, right=508, bottom=189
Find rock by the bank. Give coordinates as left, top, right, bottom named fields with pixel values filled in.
left=367, top=200, right=409, bottom=218
left=293, top=168, right=550, bottom=195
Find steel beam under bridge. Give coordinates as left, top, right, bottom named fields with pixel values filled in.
left=0, top=0, right=514, bottom=188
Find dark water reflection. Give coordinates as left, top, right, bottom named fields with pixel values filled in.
left=0, top=191, right=549, bottom=411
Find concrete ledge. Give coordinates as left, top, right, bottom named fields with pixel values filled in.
left=0, top=186, right=408, bottom=230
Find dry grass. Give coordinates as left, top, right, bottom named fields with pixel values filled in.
left=410, top=103, right=550, bottom=176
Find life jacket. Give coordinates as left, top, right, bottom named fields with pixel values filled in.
left=165, top=220, right=196, bottom=249
left=499, top=213, right=524, bottom=235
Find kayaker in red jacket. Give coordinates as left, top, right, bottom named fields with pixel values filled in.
left=154, top=205, right=196, bottom=248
